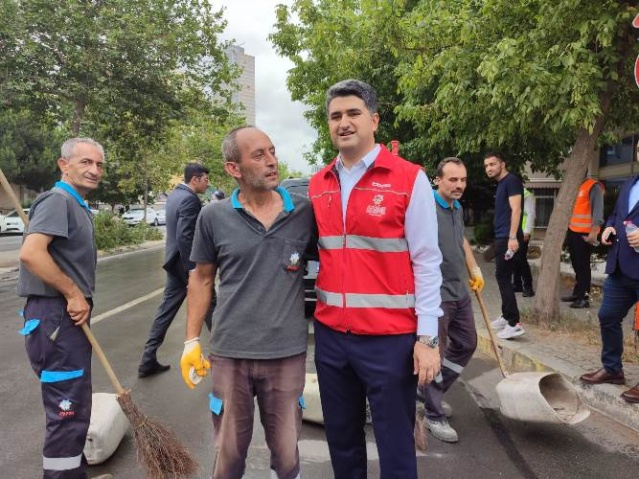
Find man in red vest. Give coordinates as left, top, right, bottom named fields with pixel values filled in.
left=562, top=177, right=605, bottom=308
left=308, top=79, right=443, bottom=479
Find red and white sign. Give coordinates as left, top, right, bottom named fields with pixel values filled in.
left=635, top=56, right=639, bottom=89
left=633, top=13, right=639, bottom=28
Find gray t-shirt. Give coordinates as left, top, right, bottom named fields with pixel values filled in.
left=434, top=192, right=468, bottom=302
left=190, top=187, right=315, bottom=360
left=18, top=187, right=97, bottom=298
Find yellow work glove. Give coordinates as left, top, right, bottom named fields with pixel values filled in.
left=180, top=337, right=210, bottom=389
left=468, top=266, right=485, bottom=292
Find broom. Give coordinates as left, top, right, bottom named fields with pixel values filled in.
left=0, top=168, right=198, bottom=478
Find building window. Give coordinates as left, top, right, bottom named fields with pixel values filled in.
left=600, top=136, right=635, bottom=167
left=529, top=187, right=558, bottom=229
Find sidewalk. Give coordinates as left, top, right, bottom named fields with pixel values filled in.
left=474, top=252, right=639, bottom=434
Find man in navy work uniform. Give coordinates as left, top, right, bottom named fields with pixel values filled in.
left=18, top=138, right=110, bottom=479
left=138, top=163, right=211, bottom=377
left=180, top=126, right=316, bottom=479
left=581, top=145, right=639, bottom=403
left=484, top=152, right=526, bottom=340
left=418, top=157, right=484, bottom=444
left=309, top=79, right=442, bottom=479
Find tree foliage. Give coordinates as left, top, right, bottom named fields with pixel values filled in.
left=271, top=0, right=639, bottom=321
left=0, top=0, right=239, bottom=204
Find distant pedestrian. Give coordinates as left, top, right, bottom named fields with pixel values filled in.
left=580, top=148, right=639, bottom=404
left=512, top=187, right=535, bottom=297
left=180, top=126, right=316, bottom=479
left=309, top=79, right=442, bottom=478
left=138, top=163, right=211, bottom=377
left=418, top=157, right=483, bottom=444
left=484, top=152, right=526, bottom=339
left=562, top=177, right=605, bottom=309
left=18, top=138, right=106, bottom=478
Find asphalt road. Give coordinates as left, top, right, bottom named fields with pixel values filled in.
left=1, top=247, right=639, bottom=478
left=0, top=233, right=23, bottom=252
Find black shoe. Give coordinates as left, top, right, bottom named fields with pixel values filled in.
left=561, top=294, right=578, bottom=302
left=138, top=362, right=171, bottom=378
left=522, top=289, right=535, bottom=297
left=512, top=284, right=523, bottom=293
left=569, top=299, right=590, bottom=309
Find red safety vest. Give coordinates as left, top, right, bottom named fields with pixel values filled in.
left=309, top=145, right=421, bottom=335
left=569, top=179, right=604, bottom=233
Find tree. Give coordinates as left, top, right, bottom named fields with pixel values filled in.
left=1, top=0, right=238, bottom=203
left=271, top=0, right=639, bottom=322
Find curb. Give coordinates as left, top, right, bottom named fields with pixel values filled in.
left=475, top=328, right=639, bottom=434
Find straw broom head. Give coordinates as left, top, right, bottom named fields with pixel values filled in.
left=117, top=391, right=198, bottom=479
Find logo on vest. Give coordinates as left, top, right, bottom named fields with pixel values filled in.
left=58, top=399, right=75, bottom=418
left=286, top=252, right=301, bottom=271
left=366, top=194, right=387, bottom=217
left=372, top=181, right=391, bottom=188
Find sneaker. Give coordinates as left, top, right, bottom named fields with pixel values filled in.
left=497, top=323, right=526, bottom=340
left=426, top=418, right=458, bottom=443
left=441, top=401, right=453, bottom=418
left=490, top=316, right=508, bottom=330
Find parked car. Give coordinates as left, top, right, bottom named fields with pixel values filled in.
left=154, top=206, right=166, bottom=225
left=280, top=178, right=317, bottom=317
left=2, top=209, right=29, bottom=234
left=121, top=207, right=160, bottom=226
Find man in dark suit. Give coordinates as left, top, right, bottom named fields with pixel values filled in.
left=580, top=148, right=639, bottom=403
left=138, top=163, right=212, bottom=377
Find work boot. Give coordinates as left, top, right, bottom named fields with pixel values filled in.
left=426, top=418, right=459, bottom=443
left=569, top=298, right=590, bottom=309
left=522, top=288, right=535, bottom=297
left=91, top=474, right=114, bottom=479
left=138, top=360, right=171, bottom=378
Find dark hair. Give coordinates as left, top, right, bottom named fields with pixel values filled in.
left=325, top=79, right=378, bottom=114
left=483, top=151, right=506, bottom=163
left=221, top=125, right=255, bottom=163
left=184, top=163, right=209, bottom=183
left=435, top=157, right=465, bottom=178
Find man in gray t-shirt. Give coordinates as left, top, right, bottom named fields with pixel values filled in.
left=180, top=126, right=315, bottom=479
left=17, top=138, right=105, bottom=479
left=418, top=157, right=484, bottom=444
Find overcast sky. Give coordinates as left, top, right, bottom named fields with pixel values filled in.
left=215, top=1, right=318, bottom=174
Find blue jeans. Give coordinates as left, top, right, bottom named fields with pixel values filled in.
left=598, top=272, right=639, bottom=373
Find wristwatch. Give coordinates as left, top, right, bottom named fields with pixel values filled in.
left=508, top=235, right=517, bottom=240
left=417, top=335, right=439, bottom=349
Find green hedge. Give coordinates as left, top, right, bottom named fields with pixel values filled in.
left=93, top=212, right=163, bottom=251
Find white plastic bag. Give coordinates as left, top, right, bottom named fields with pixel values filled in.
left=84, top=393, right=129, bottom=465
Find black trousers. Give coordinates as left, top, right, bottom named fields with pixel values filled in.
left=140, top=271, right=214, bottom=368
left=566, top=229, right=593, bottom=299
left=512, top=238, right=533, bottom=291
left=494, top=238, right=521, bottom=326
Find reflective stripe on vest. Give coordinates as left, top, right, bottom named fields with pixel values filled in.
left=43, top=453, right=82, bottom=471
left=316, top=287, right=416, bottom=309
left=318, top=235, right=408, bottom=252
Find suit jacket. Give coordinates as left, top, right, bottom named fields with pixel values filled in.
left=162, top=183, right=202, bottom=284
left=605, top=175, right=639, bottom=280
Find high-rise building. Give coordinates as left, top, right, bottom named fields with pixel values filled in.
left=226, top=45, right=256, bottom=125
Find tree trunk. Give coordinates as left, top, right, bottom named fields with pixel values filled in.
left=71, top=99, right=86, bottom=136
left=532, top=119, right=608, bottom=322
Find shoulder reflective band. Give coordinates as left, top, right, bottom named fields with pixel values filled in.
left=40, top=369, right=84, bottom=383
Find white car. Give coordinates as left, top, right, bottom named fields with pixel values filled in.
left=2, top=209, right=29, bottom=234
left=121, top=207, right=160, bottom=226
left=154, top=206, right=166, bottom=225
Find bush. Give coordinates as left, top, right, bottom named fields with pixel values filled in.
left=472, top=215, right=495, bottom=247
left=93, top=212, right=162, bottom=251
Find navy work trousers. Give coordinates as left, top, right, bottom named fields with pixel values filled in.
left=313, top=320, right=418, bottom=479
left=24, top=296, right=93, bottom=479
left=598, top=272, right=639, bottom=373
left=421, top=294, right=477, bottom=420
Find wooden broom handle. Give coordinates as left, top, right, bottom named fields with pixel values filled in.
left=0, top=168, right=126, bottom=394
left=466, top=262, right=509, bottom=378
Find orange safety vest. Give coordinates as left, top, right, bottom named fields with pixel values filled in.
left=569, top=178, right=604, bottom=234
left=309, top=145, right=421, bottom=335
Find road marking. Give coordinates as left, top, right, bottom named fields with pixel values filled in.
left=92, top=288, right=164, bottom=324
